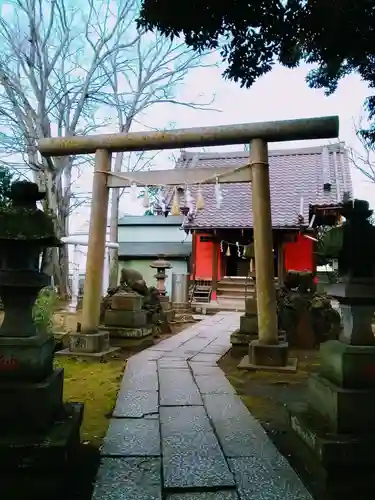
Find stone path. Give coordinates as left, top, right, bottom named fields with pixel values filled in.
left=92, top=312, right=313, bottom=500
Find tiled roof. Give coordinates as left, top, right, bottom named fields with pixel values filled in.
left=171, top=143, right=352, bottom=229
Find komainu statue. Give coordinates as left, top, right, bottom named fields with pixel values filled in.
left=277, top=270, right=341, bottom=348
left=100, top=267, right=171, bottom=332
left=120, top=267, right=149, bottom=295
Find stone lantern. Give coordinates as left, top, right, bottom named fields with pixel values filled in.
left=329, top=199, right=375, bottom=344
left=289, top=199, right=375, bottom=499
left=0, top=182, right=83, bottom=493
left=150, top=254, right=172, bottom=297
left=150, top=254, right=174, bottom=319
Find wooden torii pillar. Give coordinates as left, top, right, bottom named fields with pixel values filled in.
left=38, top=116, right=339, bottom=362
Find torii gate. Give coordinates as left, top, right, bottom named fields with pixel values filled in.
left=38, top=116, right=338, bottom=361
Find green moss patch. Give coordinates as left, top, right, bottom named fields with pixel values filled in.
left=54, top=358, right=125, bottom=446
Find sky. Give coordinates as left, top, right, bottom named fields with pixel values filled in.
left=73, top=57, right=372, bottom=238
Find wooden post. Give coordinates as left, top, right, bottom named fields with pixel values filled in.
left=211, top=240, right=219, bottom=300
left=191, top=230, right=197, bottom=281
left=250, top=139, right=278, bottom=345
left=277, top=240, right=285, bottom=285
left=81, top=149, right=112, bottom=333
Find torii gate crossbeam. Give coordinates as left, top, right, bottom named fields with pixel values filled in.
left=38, top=116, right=339, bottom=362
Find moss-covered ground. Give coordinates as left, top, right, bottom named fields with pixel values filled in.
left=55, top=358, right=125, bottom=447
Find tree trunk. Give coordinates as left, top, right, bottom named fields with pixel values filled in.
left=44, top=168, right=70, bottom=299
left=56, top=211, right=70, bottom=300
left=108, top=151, right=124, bottom=289
left=108, top=118, right=134, bottom=289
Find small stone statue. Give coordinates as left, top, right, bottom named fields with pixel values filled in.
left=120, top=267, right=149, bottom=295
left=100, top=268, right=168, bottom=330
left=277, top=271, right=340, bottom=347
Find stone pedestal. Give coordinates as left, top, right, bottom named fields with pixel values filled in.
left=238, top=339, right=297, bottom=372
left=289, top=278, right=375, bottom=498
left=0, top=334, right=84, bottom=489
left=0, top=334, right=83, bottom=432
left=289, top=340, right=375, bottom=497
left=230, top=298, right=258, bottom=355
left=0, top=331, right=66, bottom=431
left=102, top=291, right=153, bottom=341
left=233, top=297, right=295, bottom=370
left=56, top=329, right=120, bottom=360
left=159, top=295, right=175, bottom=322
left=172, top=301, right=194, bottom=322
left=0, top=401, right=83, bottom=499
left=0, top=181, right=84, bottom=499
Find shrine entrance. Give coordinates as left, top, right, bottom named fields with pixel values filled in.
left=38, top=116, right=338, bottom=354
left=225, top=253, right=250, bottom=278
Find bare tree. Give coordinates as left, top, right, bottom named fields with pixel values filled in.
left=0, top=0, right=215, bottom=296
left=99, top=26, right=217, bottom=288
left=0, top=0, right=146, bottom=297
left=350, top=117, right=375, bottom=184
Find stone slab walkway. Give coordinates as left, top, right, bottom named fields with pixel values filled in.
left=92, top=312, right=313, bottom=500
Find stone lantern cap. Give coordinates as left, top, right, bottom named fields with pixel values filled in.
left=150, top=254, right=172, bottom=269
left=0, top=181, right=61, bottom=246
left=340, top=199, right=372, bottom=219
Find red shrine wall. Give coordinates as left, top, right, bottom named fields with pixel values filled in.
left=284, top=233, right=314, bottom=272
left=193, top=231, right=314, bottom=281
left=194, top=232, right=222, bottom=280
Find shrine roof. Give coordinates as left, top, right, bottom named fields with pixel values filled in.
left=166, top=142, right=352, bottom=229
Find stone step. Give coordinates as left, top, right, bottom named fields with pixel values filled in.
left=218, top=284, right=254, bottom=292
left=217, top=294, right=248, bottom=301
left=219, top=277, right=254, bottom=285
left=217, top=287, right=255, bottom=296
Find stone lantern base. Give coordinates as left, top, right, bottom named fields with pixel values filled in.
left=172, top=301, right=194, bottom=322
left=0, top=180, right=84, bottom=498
left=159, top=295, right=175, bottom=322
left=0, top=401, right=83, bottom=499
left=289, top=339, right=375, bottom=498
left=288, top=278, right=375, bottom=498
left=0, top=333, right=84, bottom=498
